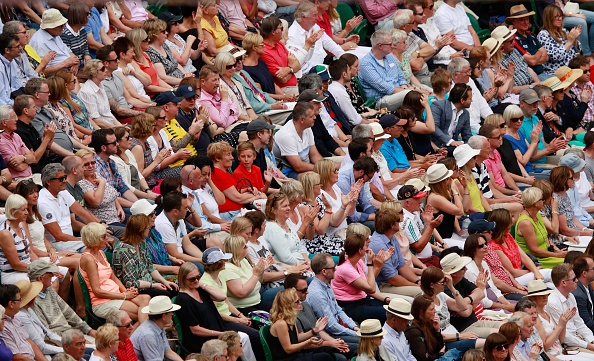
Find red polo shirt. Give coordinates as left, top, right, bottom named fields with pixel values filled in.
left=261, top=41, right=297, bottom=87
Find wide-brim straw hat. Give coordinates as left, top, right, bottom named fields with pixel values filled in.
left=526, top=279, right=553, bottom=297
left=356, top=319, right=388, bottom=338
left=440, top=253, right=473, bottom=274
left=555, top=66, right=583, bottom=89
left=491, top=26, right=517, bottom=43
left=453, top=144, right=480, bottom=168
left=141, top=295, right=181, bottom=315
left=384, top=298, right=414, bottom=320
left=15, top=280, right=43, bottom=307
left=542, top=76, right=565, bottom=92
left=482, top=37, right=502, bottom=57
left=506, top=4, right=536, bottom=24
left=426, top=164, right=454, bottom=184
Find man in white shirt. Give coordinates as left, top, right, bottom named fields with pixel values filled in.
left=398, top=184, right=442, bottom=267
left=382, top=298, right=416, bottom=361
left=419, top=0, right=461, bottom=67
left=272, top=101, right=323, bottom=179
left=433, top=0, right=480, bottom=51
left=286, top=2, right=344, bottom=74
left=327, top=58, right=366, bottom=126
left=38, top=163, right=93, bottom=253
left=448, top=57, right=492, bottom=134
left=154, top=191, right=206, bottom=268
left=546, top=263, right=594, bottom=351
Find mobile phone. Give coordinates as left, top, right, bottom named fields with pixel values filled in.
left=462, top=49, right=470, bottom=58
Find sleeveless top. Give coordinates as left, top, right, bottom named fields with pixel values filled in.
left=539, top=313, right=564, bottom=355
left=28, top=216, right=47, bottom=252
left=515, top=213, right=548, bottom=255
left=130, top=138, right=156, bottom=187
left=286, top=208, right=303, bottom=233
left=467, top=175, right=486, bottom=212
left=0, top=222, right=30, bottom=274
left=268, top=324, right=303, bottom=361
left=80, top=251, right=121, bottom=306
left=489, top=233, right=522, bottom=269
left=433, top=195, right=456, bottom=239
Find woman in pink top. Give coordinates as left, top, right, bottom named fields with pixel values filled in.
left=79, top=222, right=150, bottom=324
left=331, top=224, right=393, bottom=324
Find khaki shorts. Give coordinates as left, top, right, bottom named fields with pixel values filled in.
left=92, top=299, right=124, bottom=318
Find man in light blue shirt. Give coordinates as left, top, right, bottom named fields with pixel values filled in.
left=359, top=30, right=412, bottom=111
left=29, top=9, right=79, bottom=72
left=306, top=253, right=360, bottom=344
left=382, top=298, right=417, bottom=361
left=337, top=156, right=378, bottom=225
left=369, top=208, right=421, bottom=300
left=378, top=114, right=411, bottom=171
left=0, top=33, right=21, bottom=105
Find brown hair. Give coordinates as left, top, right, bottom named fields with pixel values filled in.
left=488, top=208, right=513, bottom=244
left=121, top=214, right=150, bottom=246
left=542, top=5, right=566, bottom=43
left=54, top=70, right=81, bottom=113
left=411, top=295, right=439, bottom=355
left=549, top=166, right=573, bottom=193
left=265, top=193, right=288, bottom=221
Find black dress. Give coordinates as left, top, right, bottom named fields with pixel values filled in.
left=174, top=290, right=225, bottom=353
left=435, top=199, right=456, bottom=239
left=268, top=324, right=333, bottom=361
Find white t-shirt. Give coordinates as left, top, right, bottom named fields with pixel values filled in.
left=401, top=208, right=433, bottom=258
left=328, top=81, right=361, bottom=125
left=272, top=121, right=314, bottom=170
left=433, top=2, right=474, bottom=46
left=197, top=185, right=221, bottom=218
left=38, top=188, right=75, bottom=243
left=320, top=184, right=347, bottom=238
left=147, top=130, right=173, bottom=160
left=435, top=292, right=458, bottom=334
left=154, top=211, right=187, bottom=254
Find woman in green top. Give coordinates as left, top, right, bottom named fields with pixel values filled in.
left=515, top=187, right=566, bottom=268
left=112, top=214, right=179, bottom=297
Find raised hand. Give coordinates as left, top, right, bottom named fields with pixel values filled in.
left=313, top=316, right=328, bottom=333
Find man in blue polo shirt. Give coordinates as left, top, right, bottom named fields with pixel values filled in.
left=517, top=89, right=566, bottom=168
left=378, top=114, right=410, bottom=172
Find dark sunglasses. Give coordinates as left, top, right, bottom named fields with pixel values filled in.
left=498, top=123, right=506, bottom=128
left=296, top=286, right=308, bottom=293
left=142, top=37, right=149, bottom=43
left=225, top=62, right=237, bottom=70
left=104, top=141, right=117, bottom=146
left=494, top=344, right=510, bottom=351
left=477, top=242, right=487, bottom=248
left=186, top=276, right=201, bottom=282
left=83, top=161, right=96, bottom=167
left=51, top=176, right=67, bottom=182
left=510, top=117, right=523, bottom=122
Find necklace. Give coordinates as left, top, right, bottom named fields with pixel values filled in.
left=402, top=133, right=416, bottom=160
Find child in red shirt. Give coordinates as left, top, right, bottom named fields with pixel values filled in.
left=233, top=141, right=272, bottom=194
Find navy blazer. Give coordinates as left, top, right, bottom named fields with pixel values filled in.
left=430, top=99, right=472, bottom=148
left=572, top=281, right=594, bottom=333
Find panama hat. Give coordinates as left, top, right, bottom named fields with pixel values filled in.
left=426, top=164, right=453, bottom=184
left=15, top=280, right=43, bottom=307
left=526, top=279, right=553, bottom=297
left=491, top=26, right=517, bottom=43
left=384, top=298, right=414, bottom=320
left=369, top=122, right=390, bottom=140
left=541, top=76, right=565, bottom=92
left=141, top=295, right=181, bottom=315
left=440, top=253, right=472, bottom=274
left=506, top=5, right=535, bottom=24
left=356, top=319, right=388, bottom=338
left=555, top=66, right=583, bottom=89
left=482, top=37, right=502, bottom=57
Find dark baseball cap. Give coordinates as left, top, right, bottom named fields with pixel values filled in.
left=379, top=114, right=407, bottom=130
left=246, top=118, right=275, bottom=136
left=176, top=84, right=197, bottom=99
left=297, top=89, right=327, bottom=103
left=157, top=12, right=183, bottom=23
left=154, top=91, right=182, bottom=106
left=397, top=185, right=427, bottom=200
left=308, top=65, right=330, bottom=81
left=468, top=219, right=496, bottom=234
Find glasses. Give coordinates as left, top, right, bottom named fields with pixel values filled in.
left=568, top=176, right=574, bottom=180
left=160, top=30, right=168, bottom=34
left=584, top=69, right=591, bottom=74
left=424, top=4, right=434, bottom=10
left=225, top=62, right=237, bottom=70
left=498, top=123, right=506, bottom=128
left=148, top=212, right=156, bottom=217
left=11, top=298, right=21, bottom=303
left=50, top=176, right=67, bottom=182
left=142, top=37, right=149, bottom=43
left=86, top=11, right=91, bottom=16
left=69, top=78, right=78, bottom=84
left=8, top=44, right=22, bottom=49
left=156, top=116, right=167, bottom=120
left=323, top=266, right=336, bottom=271
left=379, top=43, right=392, bottom=47
left=477, top=242, right=487, bottom=248
left=104, top=141, right=118, bottom=146
left=117, top=322, right=133, bottom=328
left=436, top=279, right=447, bottom=285
left=489, top=135, right=503, bottom=140
left=510, top=117, right=523, bottom=122
left=457, top=69, right=472, bottom=75
left=415, top=11, right=424, bottom=16
left=15, top=30, right=27, bottom=35
left=83, top=161, right=96, bottom=167
left=186, top=276, right=201, bottom=282
left=37, top=90, right=50, bottom=94
left=494, top=344, right=510, bottom=351
left=296, top=286, right=308, bottom=293
left=97, top=67, right=106, bottom=72
left=169, top=21, right=180, bottom=26
left=563, top=277, right=577, bottom=283
left=105, top=59, right=118, bottom=63
left=294, top=299, right=303, bottom=305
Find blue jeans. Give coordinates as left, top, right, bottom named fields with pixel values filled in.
left=564, top=11, right=594, bottom=55
left=220, top=210, right=241, bottom=221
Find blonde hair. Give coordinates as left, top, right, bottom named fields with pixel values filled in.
left=5, top=194, right=27, bottom=221
left=95, top=324, right=119, bottom=350
left=270, top=288, right=298, bottom=325
left=81, top=222, right=107, bottom=248
left=218, top=331, right=242, bottom=355
left=357, top=337, right=377, bottom=358
left=82, top=59, right=103, bottom=79
left=380, top=200, right=403, bottom=213
left=223, top=235, right=247, bottom=265
left=279, top=180, right=304, bottom=204
left=126, top=28, right=148, bottom=62
left=213, top=52, right=236, bottom=75
left=142, top=18, right=167, bottom=43
left=131, top=113, right=155, bottom=139
left=503, top=104, right=523, bottom=126
left=75, top=149, right=94, bottom=159
left=178, top=262, right=199, bottom=290
left=483, top=113, right=505, bottom=127
left=242, top=32, right=264, bottom=54
left=314, top=159, right=336, bottom=188
left=522, top=187, right=544, bottom=208
left=346, top=223, right=371, bottom=239
left=230, top=217, right=252, bottom=237
left=299, top=171, right=320, bottom=203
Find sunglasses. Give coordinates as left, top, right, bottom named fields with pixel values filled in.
left=494, top=344, right=510, bottom=351
left=296, top=286, right=308, bottom=293
left=498, top=123, right=506, bottom=128
left=477, top=242, right=487, bottom=248
left=117, top=321, right=133, bottom=328
left=225, top=62, right=237, bottom=70
left=51, top=176, right=67, bottom=182
left=187, top=276, right=201, bottom=282
left=510, top=117, right=523, bottom=122
left=142, top=37, right=149, bottom=43
left=83, top=161, right=96, bottom=167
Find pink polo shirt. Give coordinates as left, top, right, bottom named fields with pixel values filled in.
left=484, top=149, right=505, bottom=188
left=0, top=131, right=32, bottom=178
left=331, top=259, right=367, bottom=301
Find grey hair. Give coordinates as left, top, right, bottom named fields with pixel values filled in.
left=514, top=298, right=536, bottom=312
left=294, top=2, right=317, bottom=22
left=213, top=52, right=236, bottom=74
left=352, top=124, right=372, bottom=140
left=447, top=57, right=470, bottom=75
left=51, top=353, right=77, bottom=361
left=508, top=311, right=529, bottom=327
left=564, top=147, right=585, bottom=160
left=41, top=163, right=66, bottom=188
left=279, top=180, right=304, bottom=204
left=371, top=30, right=392, bottom=48
left=2, top=21, right=23, bottom=36
left=468, top=135, right=487, bottom=150
left=62, top=156, right=81, bottom=175
left=533, top=84, right=552, bottom=98
left=391, top=29, right=407, bottom=44
left=298, top=73, right=323, bottom=93
left=201, top=339, right=229, bottom=361
left=393, top=9, right=413, bottom=29
left=61, top=328, right=85, bottom=346
left=0, top=105, right=13, bottom=122
left=105, top=310, right=128, bottom=326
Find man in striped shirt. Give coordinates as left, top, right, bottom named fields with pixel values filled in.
left=398, top=184, right=443, bottom=268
